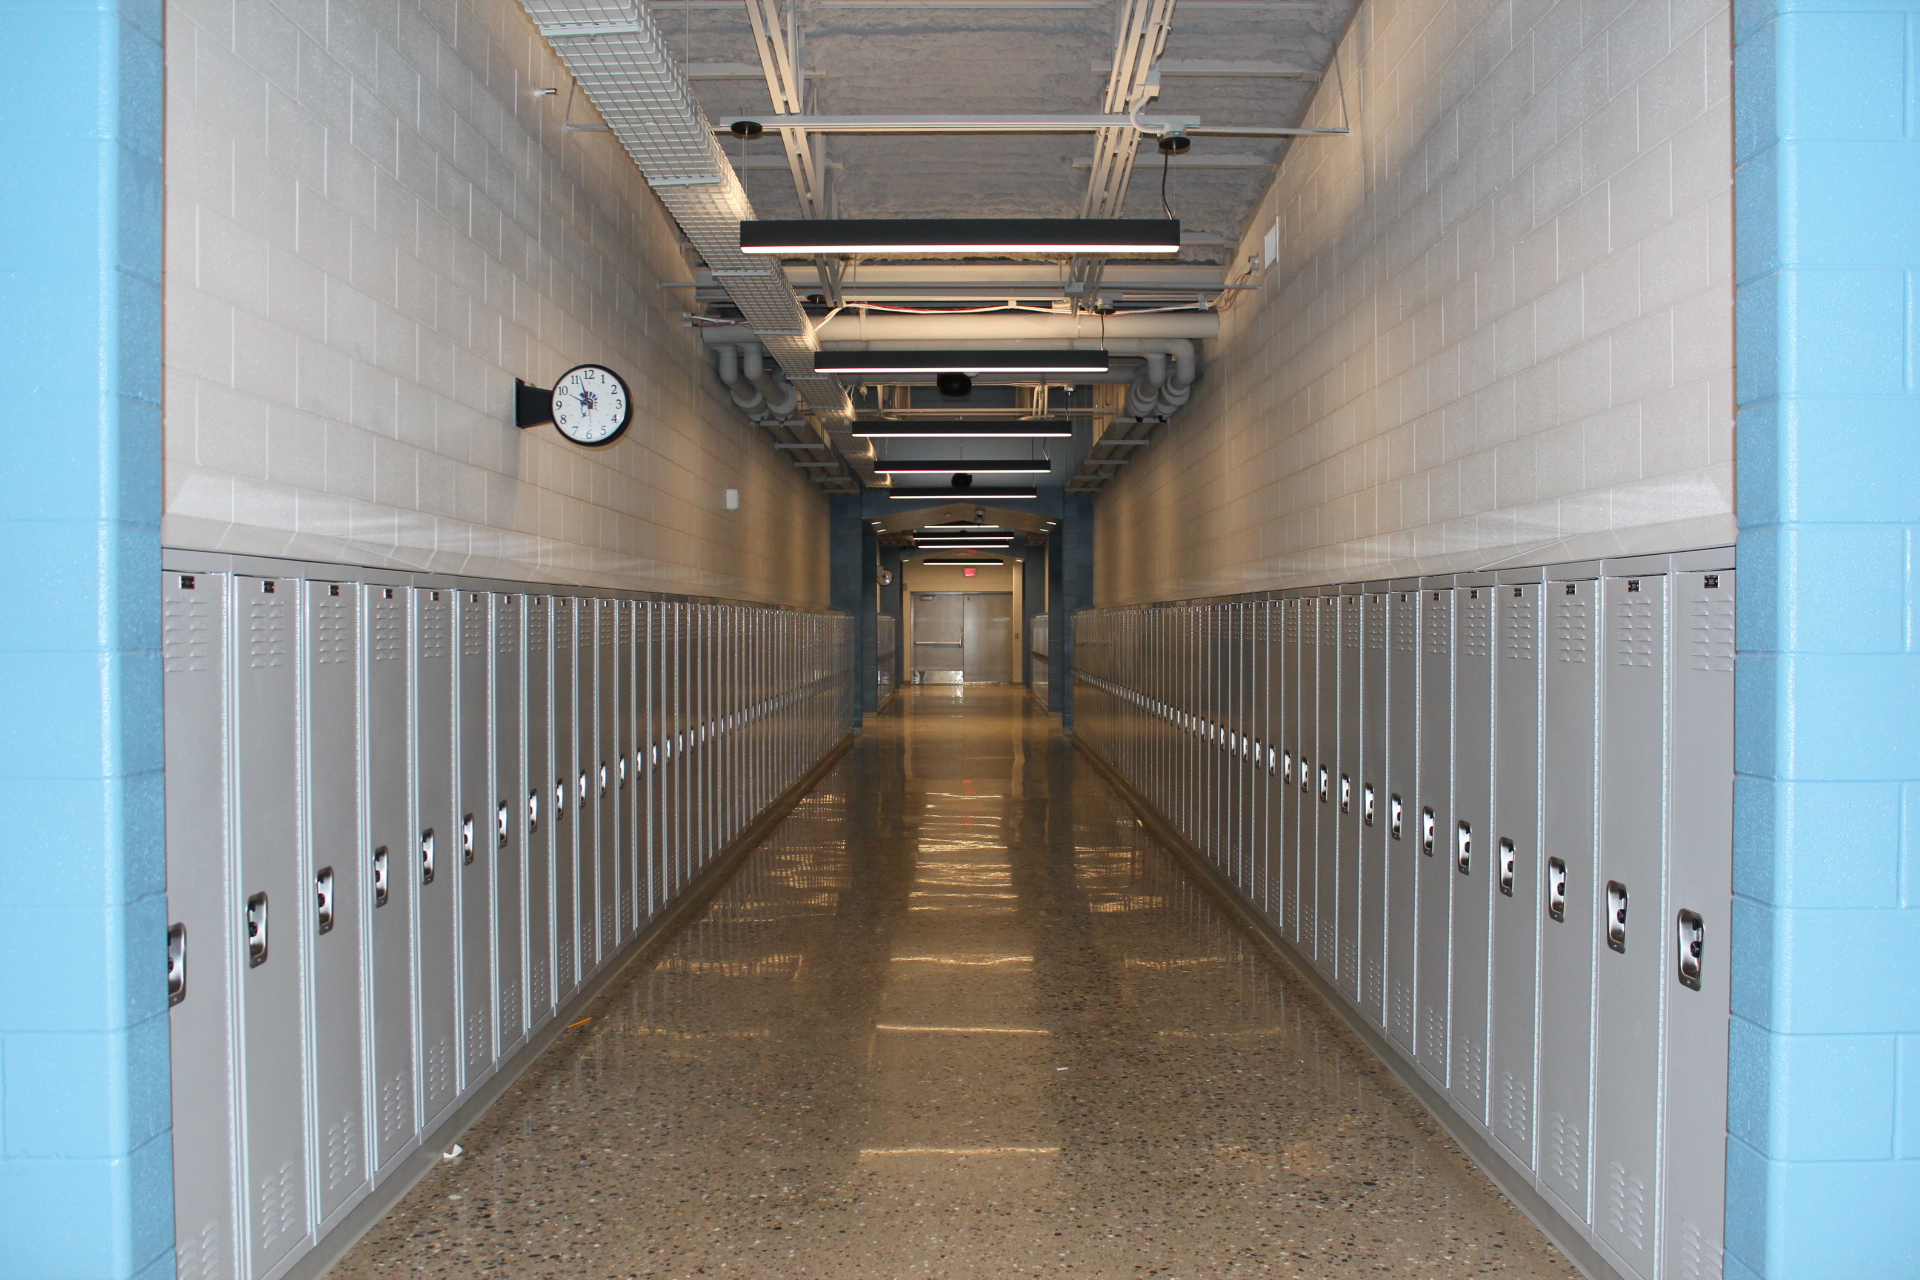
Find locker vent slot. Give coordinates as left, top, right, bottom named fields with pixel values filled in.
left=498, top=600, right=521, bottom=654
left=1421, top=1004, right=1447, bottom=1063
left=427, top=1034, right=453, bottom=1102
left=420, top=595, right=450, bottom=660
left=1613, top=596, right=1656, bottom=667
left=1504, top=594, right=1536, bottom=662
left=1605, top=1160, right=1649, bottom=1251
left=175, top=1219, right=225, bottom=1280
left=371, top=600, right=404, bottom=663
left=1677, top=1219, right=1723, bottom=1280
left=1391, top=980, right=1413, bottom=1036
left=314, top=596, right=352, bottom=665
left=324, top=1112, right=362, bottom=1195
left=467, top=1008, right=490, bottom=1067
left=1688, top=591, right=1735, bottom=673
left=246, top=594, right=291, bottom=669
left=1498, top=1069, right=1532, bottom=1145
left=528, top=604, right=548, bottom=654
left=256, top=1157, right=299, bottom=1253
left=378, top=1069, right=411, bottom=1145
left=1454, top=1038, right=1485, bottom=1105
left=1547, top=1110, right=1586, bottom=1192
left=163, top=595, right=215, bottom=673
left=1460, top=597, right=1491, bottom=657
left=1553, top=594, right=1590, bottom=664
left=1394, top=603, right=1417, bottom=653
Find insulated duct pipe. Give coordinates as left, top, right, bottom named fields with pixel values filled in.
left=716, top=343, right=765, bottom=412
left=743, top=345, right=801, bottom=418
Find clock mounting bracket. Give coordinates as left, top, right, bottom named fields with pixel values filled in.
left=515, top=378, right=554, bottom=428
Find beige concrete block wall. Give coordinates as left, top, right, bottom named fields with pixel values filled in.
left=1096, top=0, right=1734, bottom=604
left=164, top=0, right=831, bottom=608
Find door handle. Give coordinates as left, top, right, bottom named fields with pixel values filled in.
left=1318, top=765, right=1330, bottom=804
left=527, top=789, right=540, bottom=834
left=1497, top=838, right=1515, bottom=897
left=1605, top=880, right=1629, bottom=952
left=1546, top=857, right=1567, bottom=920
left=1283, top=750, right=1293, bottom=784
left=1676, top=909, right=1704, bottom=989
left=1455, top=820, right=1472, bottom=874
left=1389, top=794, right=1403, bottom=840
left=420, top=828, right=436, bottom=885
left=555, top=779, right=567, bottom=820
left=373, top=846, right=390, bottom=907
left=462, top=814, right=475, bottom=864
left=1363, top=783, right=1376, bottom=826
left=1421, top=806, right=1435, bottom=856
left=316, top=866, right=335, bottom=933
left=1340, top=774, right=1352, bottom=814
left=245, top=892, right=269, bottom=967
left=166, top=923, right=187, bottom=1007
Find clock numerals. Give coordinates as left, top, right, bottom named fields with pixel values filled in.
left=544, top=364, right=632, bottom=446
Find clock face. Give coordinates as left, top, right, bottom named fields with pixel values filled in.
left=550, top=364, right=632, bottom=446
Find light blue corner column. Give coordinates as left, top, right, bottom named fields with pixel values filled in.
left=1731, top=3, right=1920, bottom=1277
left=0, top=1, right=172, bottom=1278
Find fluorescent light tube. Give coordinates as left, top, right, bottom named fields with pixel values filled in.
left=741, top=218, right=1181, bottom=256
left=816, top=350, right=1108, bottom=375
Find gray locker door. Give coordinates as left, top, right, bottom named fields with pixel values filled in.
left=1315, top=594, right=1339, bottom=969
left=1592, top=571, right=1667, bottom=1280
left=1414, top=583, right=1454, bottom=1080
left=1490, top=582, right=1543, bottom=1167
left=1237, top=603, right=1254, bottom=896
left=1385, top=586, right=1419, bottom=1053
left=663, top=603, right=683, bottom=900
left=572, top=597, right=598, bottom=978
left=1282, top=599, right=1303, bottom=942
left=1255, top=603, right=1275, bottom=918
left=164, top=570, right=241, bottom=1280
left=1358, top=592, right=1389, bottom=1026
left=304, top=581, right=368, bottom=1224
left=494, top=595, right=526, bottom=1050
left=1265, top=601, right=1284, bottom=923
left=552, top=598, right=578, bottom=999
left=415, top=589, right=459, bottom=1126
left=1662, top=567, right=1734, bottom=1280
left=617, top=600, right=636, bottom=940
left=364, top=583, right=416, bottom=1173
left=1336, top=593, right=1363, bottom=1000
left=1539, top=575, right=1599, bottom=1221
left=643, top=602, right=661, bottom=919
left=1449, top=583, right=1494, bottom=1122
left=523, top=596, right=553, bottom=1024
left=457, top=591, right=494, bottom=1087
left=232, top=575, right=313, bottom=1273
left=596, top=600, right=618, bottom=961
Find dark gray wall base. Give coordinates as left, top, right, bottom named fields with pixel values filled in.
left=284, top=733, right=856, bottom=1280
left=1070, top=734, right=1627, bottom=1280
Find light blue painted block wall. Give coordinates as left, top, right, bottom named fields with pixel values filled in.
left=0, top=1, right=172, bottom=1277
left=1733, top=1, right=1920, bottom=1276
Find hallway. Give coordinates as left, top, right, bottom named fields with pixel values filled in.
left=333, top=688, right=1573, bottom=1280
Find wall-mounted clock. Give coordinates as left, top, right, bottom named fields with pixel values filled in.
left=515, top=364, right=632, bottom=446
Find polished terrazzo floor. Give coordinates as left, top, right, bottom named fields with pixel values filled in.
left=333, top=685, right=1578, bottom=1279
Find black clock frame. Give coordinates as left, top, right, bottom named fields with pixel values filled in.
left=515, top=364, right=633, bottom=447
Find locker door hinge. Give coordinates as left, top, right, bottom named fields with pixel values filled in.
left=1547, top=857, right=1567, bottom=921
left=166, top=923, right=187, bottom=1007
left=1676, top=909, right=1704, bottom=989
left=1498, top=838, right=1515, bottom=896
left=1605, top=880, right=1629, bottom=951
left=245, top=892, right=269, bottom=966
left=1455, top=820, right=1472, bottom=874
left=316, top=867, right=335, bottom=933
left=373, top=846, right=391, bottom=906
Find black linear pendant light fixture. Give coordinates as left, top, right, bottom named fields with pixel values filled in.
left=888, top=486, right=1038, bottom=500
left=851, top=420, right=1076, bottom=438
left=741, top=219, right=1181, bottom=256
left=873, top=459, right=1051, bottom=474
left=814, top=350, right=1109, bottom=375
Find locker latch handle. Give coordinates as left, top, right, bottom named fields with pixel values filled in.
left=1497, top=838, right=1515, bottom=897
left=245, top=892, right=269, bottom=967
left=462, top=814, right=475, bottom=864
left=1676, top=909, right=1704, bottom=990
left=1389, top=794, right=1403, bottom=840
left=1547, top=857, right=1567, bottom=921
left=599, top=762, right=608, bottom=795
left=1362, top=783, right=1375, bottom=826
left=618, top=756, right=628, bottom=786
left=1283, top=751, right=1294, bottom=784
left=1317, top=765, right=1330, bottom=804
left=316, top=866, right=335, bottom=933
left=1605, top=880, right=1629, bottom=952
left=527, top=790, right=540, bottom=834
left=373, top=846, right=390, bottom=907
left=1420, top=807, right=1435, bottom=856
left=1339, top=774, right=1352, bottom=813
left=166, top=923, right=187, bottom=1007
left=555, top=779, right=567, bottom=819
left=420, top=828, right=436, bottom=885
left=497, top=802, right=510, bottom=847
left=1455, top=820, right=1472, bottom=874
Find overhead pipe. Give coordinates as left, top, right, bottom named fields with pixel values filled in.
left=716, top=343, right=766, bottom=413
left=743, top=345, right=801, bottom=419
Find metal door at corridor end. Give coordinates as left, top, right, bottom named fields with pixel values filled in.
left=912, top=592, right=1014, bottom=684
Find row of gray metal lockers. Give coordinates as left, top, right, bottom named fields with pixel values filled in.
left=161, top=552, right=854, bottom=1280
left=1072, top=548, right=1734, bottom=1280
